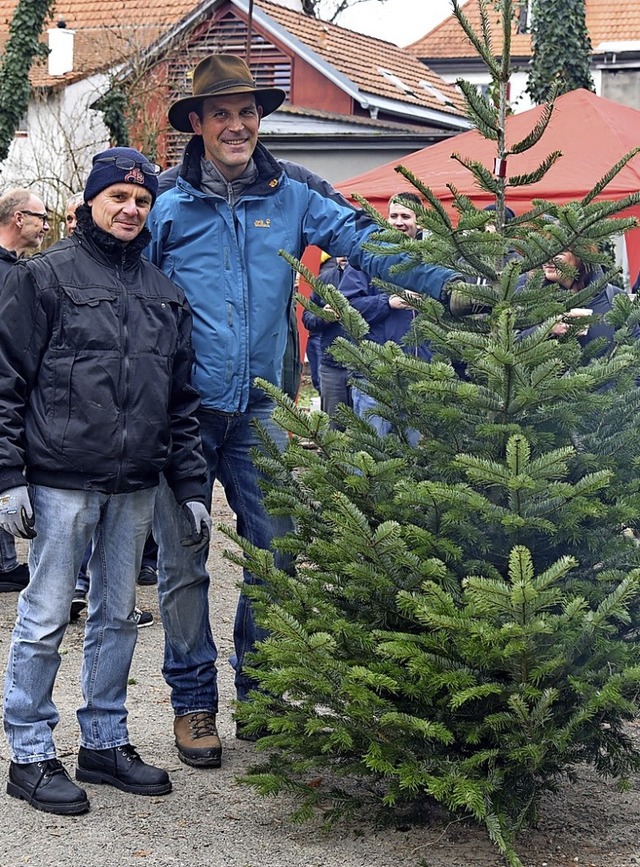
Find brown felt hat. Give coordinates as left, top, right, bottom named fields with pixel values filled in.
left=168, top=54, right=286, bottom=132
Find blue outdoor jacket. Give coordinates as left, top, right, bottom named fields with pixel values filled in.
left=339, top=263, right=433, bottom=362
left=302, top=258, right=349, bottom=371
left=147, top=136, right=453, bottom=413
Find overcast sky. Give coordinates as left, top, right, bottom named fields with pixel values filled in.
left=338, top=0, right=453, bottom=47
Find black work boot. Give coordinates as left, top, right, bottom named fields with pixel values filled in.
left=7, top=759, right=90, bottom=815
left=76, top=745, right=171, bottom=796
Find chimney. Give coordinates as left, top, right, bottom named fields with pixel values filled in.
left=268, top=0, right=303, bottom=9
left=48, top=20, right=75, bottom=77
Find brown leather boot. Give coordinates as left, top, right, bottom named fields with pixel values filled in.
left=173, top=712, right=222, bottom=768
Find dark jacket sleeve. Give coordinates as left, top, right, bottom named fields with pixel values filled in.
left=162, top=297, right=208, bottom=505
left=0, top=262, right=48, bottom=492
left=339, top=264, right=391, bottom=326
left=302, top=289, right=331, bottom=333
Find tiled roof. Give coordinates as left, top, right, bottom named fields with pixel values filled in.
left=270, top=103, right=444, bottom=132
left=0, top=0, right=195, bottom=28
left=585, top=0, right=640, bottom=47
left=0, top=0, right=197, bottom=87
left=0, top=0, right=466, bottom=118
left=262, top=103, right=456, bottom=137
left=256, top=0, right=466, bottom=117
left=406, top=0, right=640, bottom=60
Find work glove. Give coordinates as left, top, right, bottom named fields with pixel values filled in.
left=181, top=501, right=211, bottom=553
left=0, top=486, right=36, bottom=539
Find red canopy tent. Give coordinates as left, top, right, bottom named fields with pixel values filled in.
left=336, top=89, right=640, bottom=284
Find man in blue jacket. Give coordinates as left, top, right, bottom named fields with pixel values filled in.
left=146, top=54, right=459, bottom=768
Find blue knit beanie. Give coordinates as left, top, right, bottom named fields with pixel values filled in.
left=84, top=147, right=159, bottom=205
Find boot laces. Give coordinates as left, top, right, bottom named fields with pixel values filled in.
left=189, top=712, right=218, bottom=740
left=117, top=744, right=141, bottom=763
left=38, top=758, right=66, bottom=778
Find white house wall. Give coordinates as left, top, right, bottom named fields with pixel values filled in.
left=1, top=73, right=111, bottom=229
left=436, top=69, right=533, bottom=113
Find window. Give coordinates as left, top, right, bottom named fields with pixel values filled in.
left=165, top=11, right=291, bottom=166
left=14, top=112, right=28, bottom=137
left=516, top=0, right=532, bottom=35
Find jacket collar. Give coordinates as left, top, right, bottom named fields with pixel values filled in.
left=0, top=244, right=18, bottom=264
left=74, top=203, right=150, bottom=266
left=179, top=136, right=283, bottom=197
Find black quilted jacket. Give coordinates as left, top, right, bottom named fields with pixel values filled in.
left=0, top=207, right=207, bottom=504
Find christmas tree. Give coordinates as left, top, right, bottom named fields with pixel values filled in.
left=227, top=2, right=640, bottom=864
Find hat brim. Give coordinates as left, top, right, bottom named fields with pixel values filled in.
left=168, top=86, right=285, bottom=133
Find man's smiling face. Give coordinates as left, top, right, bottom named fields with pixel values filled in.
left=189, top=93, right=263, bottom=181
left=87, top=183, right=153, bottom=243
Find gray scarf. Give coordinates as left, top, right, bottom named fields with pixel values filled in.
left=200, top=158, right=258, bottom=208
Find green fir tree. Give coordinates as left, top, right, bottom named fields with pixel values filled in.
left=223, top=1, right=640, bottom=864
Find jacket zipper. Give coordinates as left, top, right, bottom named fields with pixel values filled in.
left=114, top=251, right=130, bottom=491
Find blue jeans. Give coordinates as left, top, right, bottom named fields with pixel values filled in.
left=75, top=533, right=157, bottom=596
left=320, top=363, right=352, bottom=429
left=352, top=385, right=420, bottom=446
left=155, top=400, right=292, bottom=711
left=3, top=484, right=155, bottom=762
left=75, top=544, right=91, bottom=595
left=306, top=333, right=322, bottom=393
left=0, top=527, right=18, bottom=573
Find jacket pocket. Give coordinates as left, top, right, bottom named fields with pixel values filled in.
left=58, top=284, right=119, bottom=351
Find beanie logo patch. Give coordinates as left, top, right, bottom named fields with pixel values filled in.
left=124, top=167, right=145, bottom=185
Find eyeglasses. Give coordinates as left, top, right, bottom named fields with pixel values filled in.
left=94, top=157, right=162, bottom=176
left=19, top=210, right=50, bottom=224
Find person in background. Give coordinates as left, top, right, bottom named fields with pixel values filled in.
left=146, top=54, right=460, bottom=770
left=64, top=191, right=84, bottom=236
left=482, top=203, right=516, bottom=232
left=522, top=246, right=635, bottom=348
left=340, top=192, right=430, bottom=441
left=0, top=188, right=50, bottom=593
left=302, top=254, right=352, bottom=426
left=303, top=263, right=325, bottom=396
left=0, top=147, right=210, bottom=816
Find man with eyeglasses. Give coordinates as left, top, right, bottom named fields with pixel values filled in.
left=0, top=188, right=49, bottom=594
left=0, top=147, right=210, bottom=815
left=0, top=188, right=49, bottom=259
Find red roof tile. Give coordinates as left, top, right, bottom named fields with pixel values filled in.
left=257, top=0, right=466, bottom=117
left=0, top=0, right=194, bottom=86
left=406, top=0, right=640, bottom=60
left=0, top=0, right=194, bottom=29
left=0, top=0, right=466, bottom=118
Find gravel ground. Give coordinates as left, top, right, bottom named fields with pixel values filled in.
left=1, top=485, right=640, bottom=867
